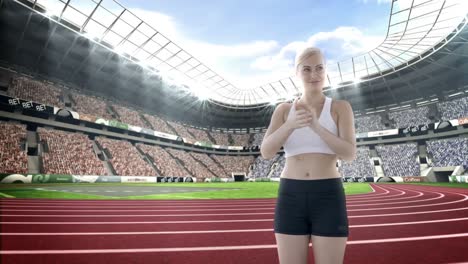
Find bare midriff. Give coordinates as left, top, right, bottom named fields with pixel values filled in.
left=280, top=153, right=341, bottom=180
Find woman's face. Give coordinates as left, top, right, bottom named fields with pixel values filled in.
left=296, top=53, right=326, bottom=90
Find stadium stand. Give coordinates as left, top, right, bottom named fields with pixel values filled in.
left=38, top=127, right=106, bottom=175
left=354, top=114, right=387, bottom=133
left=4, top=74, right=253, bottom=146
left=8, top=76, right=65, bottom=108
left=189, top=152, right=229, bottom=178
left=142, top=113, right=176, bottom=134
left=338, top=147, right=377, bottom=178
left=388, top=106, right=431, bottom=129
left=270, top=155, right=286, bottom=178
left=136, top=143, right=189, bottom=177
left=210, top=154, right=255, bottom=175
left=0, top=121, right=28, bottom=174
left=230, top=133, right=250, bottom=146
left=376, top=143, right=420, bottom=177
left=426, top=137, right=468, bottom=168
left=251, top=154, right=280, bottom=178
left=208, top=131, right=230, bottom=146
left=165, top=148, right=216, bottom=178
left=252, top=132, right=265, bottom=147
left=95, top=137, right=155, bottom=176
left=70, top=91, right=114, bottom=120
left=166, top=120, right=197, bottom=141
left=186, top=127, right=214, bottom=144
left=6, top=75, right=468, bottom=149
left=437, top=96, right=468, bottom=120
left=111, top=104, right=148, bottom=129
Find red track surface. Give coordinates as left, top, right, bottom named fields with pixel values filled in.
left=1, top=183, right=468, bottom=264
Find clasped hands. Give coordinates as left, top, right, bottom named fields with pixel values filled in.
left=285, top=99, right=321, bottom=132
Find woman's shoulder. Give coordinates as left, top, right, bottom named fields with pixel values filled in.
left=333, top=99, right=352, bottom=110
left=277, top=101, right=294, bottom=110
left=329, top=98, right=349, bottom=108
left=331, top=99, right=353, bottom=117
left=276, top=100, right=295, bottom=123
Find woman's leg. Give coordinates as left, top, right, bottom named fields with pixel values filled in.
left=275, top=233, right=310, bottom=264
left=274, top=178, right=311, bottom=263
left=311, top=235, right=347, bottom=264
left=308, top=179, right=349, bottom=263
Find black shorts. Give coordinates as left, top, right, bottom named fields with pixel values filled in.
left=274, top=177, right=349, bottom=237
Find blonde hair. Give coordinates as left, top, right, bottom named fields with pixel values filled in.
left=294, top=47, right=325, bottom=72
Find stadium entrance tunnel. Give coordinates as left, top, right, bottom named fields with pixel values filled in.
left=376, top=177, right=397, bottom=183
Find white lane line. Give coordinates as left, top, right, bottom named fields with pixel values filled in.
left=346, top=185, right=468, bottom=211
left=0, top=190, right=449, bottom=210
left=0, top=219, right=273, bottom=224
left=348, top=191, right=421, bottom=203
left=5, top=207, right=468, bottom=220
left=347, top=232, right=468, bottom=244
left=0, top=204, right=276, bottom=208
left=2, top=217, right=468, bottom=236
left=346, top=184, right=389, bottom=199
left=348, top=183, right=459, bottom=204
left=2, top=184, right=467, bottom=216
left=4, top=193, right=439, bottom=209
left=350, top=217, right=468, bottom=228
left=0, top=229, right=272, bottom=235
left=3, top=193, right=467, bottom=216
left=348, top=193, right=459, bottom=211
left=0, top=198, right=272, bottom=203
left=1, top=185, right=465, bottom=214
left=1, top=233, right=468, bottom=254
left=1, top=208, right=275, bottom=212
left=0, top=197, right=271, bottom=203
left=381, top=184, right=468, bottom=196
left=347, top=186, right=404, bottom=201
left=348, top=191, right=440, bottom=207
left=0, top=212, right=273, bottom=217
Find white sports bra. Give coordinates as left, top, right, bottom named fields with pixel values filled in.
left=283, top=96, right=338, bottom=158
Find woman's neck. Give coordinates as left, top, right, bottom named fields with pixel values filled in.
left=299, top=91, right=325, bottom=107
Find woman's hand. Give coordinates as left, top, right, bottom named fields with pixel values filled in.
left=284, top=98, right=314, bottom=130
left=295, top=100, right=320, bottom=131
left=307, top=108, right=320, bottom=131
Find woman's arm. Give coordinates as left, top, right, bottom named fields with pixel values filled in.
left=260, top=103, right=295, bottom=160
left=311, top=100, right=357, bottom=161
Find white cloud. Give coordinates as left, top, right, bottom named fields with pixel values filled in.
left=250, top=41, right=303, bottom=71
left=308, top=27, right=381, bottom=56
left=247, top=26, right=383, bottom=88
left=128, top=8, right=280, bottom=80
left=203, top=26, right=383, bottom=90
left=129, top=8, right=278, bottom=59
left=182, top=40, right=279, bottom=68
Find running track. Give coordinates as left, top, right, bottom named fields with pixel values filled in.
left=1, top=183, right=468, bottom=264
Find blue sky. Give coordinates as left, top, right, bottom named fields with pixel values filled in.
left=120, top=0, right=390, bottom=44
left=110, top=0, right=392, bottom=88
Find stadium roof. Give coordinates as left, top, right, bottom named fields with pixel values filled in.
left=10, top=0, right=468, bottom=107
